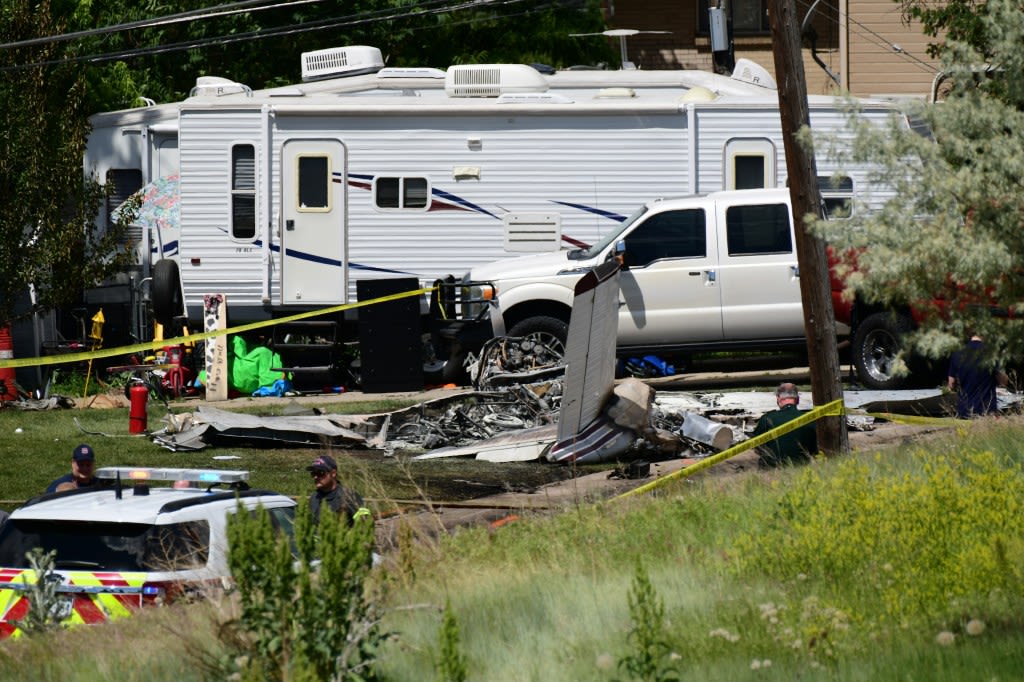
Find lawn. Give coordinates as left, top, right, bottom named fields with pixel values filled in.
left=2, top=397, right=1022, bottom=681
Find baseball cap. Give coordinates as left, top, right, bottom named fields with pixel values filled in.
left=72, top=444, right=95, bottom=461
left=306, top=455, right=337, bottom=473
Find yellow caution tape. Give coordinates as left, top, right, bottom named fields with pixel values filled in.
left=615, top=398, right=846, bottom=500
left=0, top=287, right=434, bottom=370
left=860, top=412, right=961, bottom=426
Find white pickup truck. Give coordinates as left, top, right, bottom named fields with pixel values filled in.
left=437, top=187, right=910, bottom=389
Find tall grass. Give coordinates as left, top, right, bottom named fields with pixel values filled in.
left=2, top=418, right=1024, bottom=680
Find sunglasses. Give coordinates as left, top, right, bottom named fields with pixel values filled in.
left=311, top=470, right=331, bottom=479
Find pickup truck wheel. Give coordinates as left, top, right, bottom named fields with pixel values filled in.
left=152, top=260, right=183, bottom=327
left=508, top=316, right=569, bottom=359
left=852, top=312, right=913, bottom=389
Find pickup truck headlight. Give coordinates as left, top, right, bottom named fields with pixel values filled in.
left=461, top=277, right=496, bottom=319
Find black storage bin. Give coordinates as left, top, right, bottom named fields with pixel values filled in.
left=356, top=278, right=423, bottom=393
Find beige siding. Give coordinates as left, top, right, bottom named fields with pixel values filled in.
left=609, top=0, right=940, bottom=98
left=847, top=0, right=939, bottom=98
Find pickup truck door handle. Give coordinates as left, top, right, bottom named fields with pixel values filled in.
left=791, top=265, right=800, bottom=277
left=706, top=270, right=716, bottom=283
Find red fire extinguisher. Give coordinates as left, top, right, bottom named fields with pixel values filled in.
left=129, top=384, right=148, bottom=434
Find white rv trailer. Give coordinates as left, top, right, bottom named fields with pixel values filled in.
left=83, top=45, right=900, bottom=354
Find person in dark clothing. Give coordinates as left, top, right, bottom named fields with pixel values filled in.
left=307, top=454, right=368, bottom=525
left=750, top=383, right=818, bottom=468
left=948, top=334, right=1008, bottom=419
left=45, top=444, right=100, bottom=493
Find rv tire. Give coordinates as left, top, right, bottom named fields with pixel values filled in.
left=152, top=260, right=183, bottom=327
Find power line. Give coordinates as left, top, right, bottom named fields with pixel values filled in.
left=0, top=0, right=317, bottom=50
left=796, top=0, right=939, bottom=76
left=1, top=0, right=576, bottom=71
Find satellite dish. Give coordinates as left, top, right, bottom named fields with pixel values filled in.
left=569, top=29, right=671, bottom=70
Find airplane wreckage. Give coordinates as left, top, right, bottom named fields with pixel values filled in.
left=149, top=261, right=990, bottom=464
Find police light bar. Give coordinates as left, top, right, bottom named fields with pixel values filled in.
left=96, top=467, right=250, bottom=484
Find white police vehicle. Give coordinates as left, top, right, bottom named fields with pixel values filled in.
left=0, top=467, right=296, bottom=638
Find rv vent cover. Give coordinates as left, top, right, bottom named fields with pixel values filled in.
left=190, top=76, right=252, bottom=97
left=730, top=58, right=777, bottom=90
left=503, top=213, right=562, bottom=252
left=378, top=67, right=447, bottom=80
left=301, top=45, right=385, bottom=82
left=446, top=64, right=549, bottom=97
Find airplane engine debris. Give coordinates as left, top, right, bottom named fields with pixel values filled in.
left=470, top=336, right=566, bottom=389
left=679, top=412, right=733, bottom=452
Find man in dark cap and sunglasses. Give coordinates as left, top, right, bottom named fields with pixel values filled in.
left=46, top=444, right=100, bottom=494
left=306, top=454, right=369, bottom=525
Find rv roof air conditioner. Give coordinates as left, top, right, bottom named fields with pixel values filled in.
left=730, top=59, right=778, bottom=90
left=301, top=46, right=386, bottom=82
left=445, top=64, right=549, bottom=97
left=190, top=76, right=252, bottom=97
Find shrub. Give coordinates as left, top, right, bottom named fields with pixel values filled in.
left=214, top=500, right=386, bottom=681
left=734, top=447, right=1024, bottom=626
left=617, top=561, right=680, bottom=681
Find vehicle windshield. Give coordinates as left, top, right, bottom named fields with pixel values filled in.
left=571, top=205, right=649, bottom=260
left=0, top=520, right=210, bottom=572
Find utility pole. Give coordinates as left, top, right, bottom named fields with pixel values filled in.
left=767, top=0, right=849, bottom=455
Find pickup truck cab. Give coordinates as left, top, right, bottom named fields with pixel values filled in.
left=461, top=188, right=829, bottom=360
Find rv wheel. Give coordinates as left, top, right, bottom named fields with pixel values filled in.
left=152, top=260, right=183, bottom=327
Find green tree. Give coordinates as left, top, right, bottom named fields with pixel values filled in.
left=0, top=0, right=133, bottom=327
left=810, top=0, right=1024, bottom=368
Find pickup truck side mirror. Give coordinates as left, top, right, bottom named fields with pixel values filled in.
left=611, top=239, right=627, bottom=269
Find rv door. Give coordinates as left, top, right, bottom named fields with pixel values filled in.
left=281, top=139, right=347, bottom=305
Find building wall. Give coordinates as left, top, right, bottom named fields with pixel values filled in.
left=846, top=0, right=937, bottom=99
left=607, top=0, right=939, bottom=99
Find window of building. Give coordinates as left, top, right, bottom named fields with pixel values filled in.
left=374, top=177, right=429, bottom=210
left=231, top=144, right=256, bottom=240
left=725, top=203, right=792, bottom=256
left=699, top=0, right=770, bottom=35
left=623, top=209, right=707, bottom=268
left=297, top=155, right=330, bottom=210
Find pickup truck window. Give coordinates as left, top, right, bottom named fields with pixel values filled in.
left=725, top=203, right=792, bottom=256
left=623, top=209, right=706, bottom=268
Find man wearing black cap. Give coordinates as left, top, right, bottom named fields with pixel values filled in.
left=307, top=454, right=368, bottom=525
left=46, top=444, right=99, bottom=493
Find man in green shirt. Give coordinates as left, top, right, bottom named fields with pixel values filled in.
left=750, top=383, right=818, bottom=468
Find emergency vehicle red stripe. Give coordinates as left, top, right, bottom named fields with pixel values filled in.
left=3, top=596, right=29, bottom=623
left=72, top=595, right=107, bottom=624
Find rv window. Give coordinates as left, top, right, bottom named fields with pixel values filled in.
left=374, top=177, right=429, bottom=210
left=297, top=155, right=329, bottom=210
left=734, top=156, right=766, bottom=190
left=231, top=144, right=256, bottom=240
left=623, top=209, right=706, bottom=268
left=725, top=203, right=792, bottom=256
left=106, top=169, right=143, bottom=227
left=725, top=138, right=775, bottom=190
left=818, top=175, right=854, bottom=219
